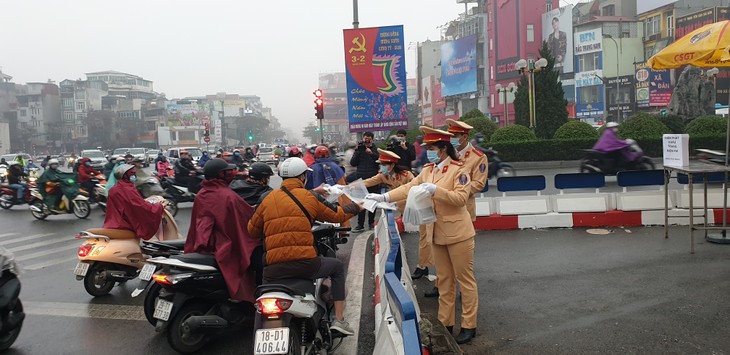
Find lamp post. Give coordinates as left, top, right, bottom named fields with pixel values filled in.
left=494, top=82, right=517, bottom=126
left=515, top=58, right=548, bottom=129
left=603, top=34, right=621, bottom=122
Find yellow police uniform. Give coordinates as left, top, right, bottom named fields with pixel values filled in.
left=447, top=120, right=489, bottom=221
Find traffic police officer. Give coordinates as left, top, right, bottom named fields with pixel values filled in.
left=446, top=119, right=489, bottom=221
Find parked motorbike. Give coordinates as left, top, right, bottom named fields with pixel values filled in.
left=580, top=139, right=655, bottom=175
left=73, top=197, right=184, bottom=297
left=28, top=188, right=91, bottom=220
left=253, top=223, right=351, bottom=355
left=0, top=247, right=24, bottom=351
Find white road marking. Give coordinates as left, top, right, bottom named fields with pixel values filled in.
left=24, top=256, right=78, bottom=271
left=8, top=236, right=73, bottom=253
left=0, top=233, right=19, bottom=240
left=16, top=244, right=76, bottom=262
left=23, top=301, right=145, bottom=321
left=0, top=233, right=57, bottom=246
left=338, top=231, right=370, bottom=355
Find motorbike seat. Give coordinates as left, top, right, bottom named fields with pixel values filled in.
left=145, top=239, right=186, bottom=250
left=171, top=253, right=218, bottom=268
left=86, top=228, right=136, bottom=240
left=256, top=279, right=316, bottom=297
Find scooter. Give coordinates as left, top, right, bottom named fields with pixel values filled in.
left=160, top=176, right=196, bottom=205
left=253, top=224, right=351, bottom=355
left=0, top=181, right=36, bottom=210
left=28, top=188, right=91, bottom=220
left=0, top=247, right=24, bottom=351
left=580, top=139, right=655, bottom=175
left=484, top=148, right=515, bottom=179
left=73, top=198, right=184, bottom=297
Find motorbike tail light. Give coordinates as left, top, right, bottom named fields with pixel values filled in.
left=152, top=273, right=172, bottom=285
left=256, top=298, right=292, bottom=315
left=78, top=245, right=93, bottom=257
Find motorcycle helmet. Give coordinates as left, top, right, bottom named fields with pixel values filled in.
left=288, top=146, right=301, bottom=157
left=606, top=122, right=619, bottom=128
left=203, top=158, right=236, bottom=179
left=248, top=162, right=274, bottom=179
left=314, top=146, right=330, bottom=158
left=279, top=157, right=312, bottom=178
left=114, top=164, right=136, bottom=180
left=7, top=161, right=19, bottom=167
left=48, top=159, right=59, bottom=166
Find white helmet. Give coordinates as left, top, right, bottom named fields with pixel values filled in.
left=7, top=161, right=19, bottom=166
left=48, top=159, right=59, bottom=165
left=279, top=157, right=312, bottom=178
left=606, top=122, right=619, bottom=128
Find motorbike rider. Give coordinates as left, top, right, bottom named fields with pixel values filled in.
left=131, top=157, right=159, bottom=197
left=243, top=147, right=256, bottom=162
left=230, top=162, right=274, bottom=206
left=174, top=150, right=202, bottom=193
left=198, top=151, right=211, bottom=167
left=248, top=157, right=364, bottom=336
left=185, top=158, right=262, bottom=301
left=231, top=150, right=245, bottom=168
left=306, top=146, right=345, bottom=189
left=77, top=157, right=99, bottom=200
left=593, top=122, right=638, bottom=166
left=37, top=159, right=79, bottom=213
left=103, top=164, right=167, bottom=239
left=303, top=144, right=316, bottom=167
left=105, top=156, right=126, bottom=192
left=156, top=155, right=173, bottom=176
left=6, top=161, right=28, bottom=203
left=288, top=145, right=303, bottom=158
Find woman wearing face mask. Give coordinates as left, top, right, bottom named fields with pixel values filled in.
left=365, top=126, right=478, bottom=344
left=363, top=149, right=414, bottom=213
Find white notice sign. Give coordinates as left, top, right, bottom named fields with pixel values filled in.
left=663, top=134, right=689, bottom=167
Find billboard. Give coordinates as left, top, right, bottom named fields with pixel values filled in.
left=421, top=76, right=433, bottom=125
left=675, top=8, right=716, bottom=39
left=343, top=25, right=408, bottom=132
left=634, top=62, right=650, bottom=108
left=649, top=69, right=672, bottom=107
left=542, top=5, right=574, bottom=74
left=494, top=0, right=520, bottom=80
left=440, top=35, right=478, bottom=97
left=574, top=28, right=602, bottom=55
left=164, top=101, right=211, bottom=127
left=607, top=75, right=635, bottom=120
left=432, top=77, right=448, bottom=128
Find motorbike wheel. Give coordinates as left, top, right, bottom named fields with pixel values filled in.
left=144, top=283, right=162, bottom=326
left=285, top=324, right=303, bottom=355
left=73, top=200, right=91, bottom=219
left=0, top=196, right=12, bottom=210
left=30, top=201, right=48, bottom=220
left=496, top=165, right=515, bottom=178
left=0, top=299, right=23, bottom=351
left=636, top=157, right=656, bottom=171
left=167, top=302, right=211, bottom=354
left=165, top=199, right=178, bottom=217
left=83, top=262, right=116, bottom=297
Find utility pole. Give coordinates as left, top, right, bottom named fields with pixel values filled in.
left=352, top=0, right=359, bottom=28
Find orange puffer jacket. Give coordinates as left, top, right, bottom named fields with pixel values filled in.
left=248, top=178, right=355, bottom=265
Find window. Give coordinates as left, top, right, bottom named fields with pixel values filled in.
left=64, top=112, right=73, bottom=122
left=20, top=109, right=26, bottom=117
left=645, top=15, right=661, bottom=37
left=76, top=101, right=85, bottom=110
left=546, top=3, right=552, bottom=12
left=527, top=24, right=534, bottom=42
left=667, top=15, right=674, bottom=38
left=63, top=98, right=73, bottom=108
left=579, top=86, right=601, bottom=104
left=30, top=108, right=40, bottom=115
left=490, top=94, right=494, bottom=108
left=578, top=53, right=600, bottom=71
left=602, top=5, right=615, bottom=16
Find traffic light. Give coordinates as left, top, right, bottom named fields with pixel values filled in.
left=203, top=122, right=210, bottom=137
left=314, top=89, right=324, bottom=120
left=660, top=109, right=667, bottom=115
left=248, top=129, right=254, bottom=142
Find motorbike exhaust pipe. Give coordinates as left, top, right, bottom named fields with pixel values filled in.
left=102, top=270, right=136, bottom=282
left=182, top=315, right=229, bottom=333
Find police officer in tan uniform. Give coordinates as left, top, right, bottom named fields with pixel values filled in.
left=363, top=148, right=415, bottom=212
left=366, top=126, right=479, bottom=344
left=446, top=119, right=489, bottom=221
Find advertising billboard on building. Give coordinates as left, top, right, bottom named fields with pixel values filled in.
left=494, top=0, right=520, bottom=80
left=634, top=62, right=650, bottom=108
left=164, top=101, right=210, bottom=126
left=574, top=28, right=602, bottom=55
left=343, top=25, right=408, bottom=132
left=649, top=69, right=672, bottom=107
left=432, top=77, right=448, bottom=128
left=440, top=35, right=478, bottom=97
left=674, top=8, right=716, bottom=39
left=542, top=5, right=574, bottom=74
left=421, top=76, right=433, bottom=125
left=607, top=75, right=635, bottom=119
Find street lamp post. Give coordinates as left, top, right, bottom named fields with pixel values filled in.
left=494, top=82, right=517, bottom=126
left=604, top=34, right=621, bottom=122
left=515, top=58, right=548, bottom=129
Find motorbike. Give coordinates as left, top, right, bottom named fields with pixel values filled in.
left=159, top=176, right=196, bottom=206
left=92, top=175, right=108, bottom=212
left=484, top=147, right=515, bottom=179
left=253, top=223, right=351, bottom=355
left=0, top=180, right=36, bottom=210
left=0, top=164, right=7, bottom=183
left=73, top=198, right=184, bottom=297
left=580, top=139, right=655, bottom=175
left=138, top=177, right=178, bottom=217
left=28, top=187, right=91, bottom=220
left=0, top=247, right=24, bottom=351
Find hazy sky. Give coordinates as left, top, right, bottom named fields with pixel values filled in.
left=5, top=0, right=584, bottom=138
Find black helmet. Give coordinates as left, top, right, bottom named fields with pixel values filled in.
left=248, top=162, right=274, bottom=179
left=203, top=158, right=236, bottom=179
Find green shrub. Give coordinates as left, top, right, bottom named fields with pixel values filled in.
left=553, top=120, right=599, bottom=140
left=660, top=114, right=685, bottom=134
left=617, top=112, right=670, bottom=139
left=460, top=108, right=486, bottom=120
left=685, top=115, right=727, bottom=136
left=463, top=116, right=498, bottom=141
left=490, top=124, right=537, bottom=143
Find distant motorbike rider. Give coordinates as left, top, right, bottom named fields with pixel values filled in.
left=6, top=161, right=28, bottom=202
left=186, top=159, right=262, bottom=301
left=198, top=151, right=211, bottom=167
left=37, top=159, right=80, bottom=213
left=102, top=156, right=117, bottom=178
left=592, top=122, right=639, bottom=166
left=103, top=164, right=167, bottom=239
left=231, top=150, right=245, bottom=168
left=243, top=147, right=256, bottom=162
left=77, top=157, right=99, bottom=200
left=288, top=145, right=303, bottom=158
left=306, top=146, right=345, bottom=189
left=156, top=155, right=173, bottom=176
left=230, top=162, right=274, bottom=206
left=105, top=156, right=126, bottom=192
left=174, top=150, right=202, bottom=193
left=131, top=157, right=161, bottom=197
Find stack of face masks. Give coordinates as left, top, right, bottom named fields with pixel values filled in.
left=402, top=185, right=436, bottom=225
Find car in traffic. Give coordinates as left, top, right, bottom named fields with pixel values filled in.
left=1, top=153, right=33, bottom=166
left=256, top=146, right=277, bottom=166
left=146, top=149, right=160, bottom=164
left=111, top=147, right=149, bottom=167
left=80, top=149, right=106, bottom=169
left=164, top=147, right=203, bottom=166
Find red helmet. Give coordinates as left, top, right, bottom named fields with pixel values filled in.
left=314, top=146, right=330, bottom=158
left=288, top=146, right=301, bottom=157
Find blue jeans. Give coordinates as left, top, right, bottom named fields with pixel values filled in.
left=8, top=184, right=24, bottom=199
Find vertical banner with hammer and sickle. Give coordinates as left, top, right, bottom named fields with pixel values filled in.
left=343, top=25, right=408, bottom=133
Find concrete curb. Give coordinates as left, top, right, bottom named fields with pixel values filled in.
left=508, top=157, right=664, bottom=170
left=338, top=231, right=371, bottom=355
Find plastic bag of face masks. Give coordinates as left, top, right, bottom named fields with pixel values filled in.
left=403, top=185, right=436, bottom=225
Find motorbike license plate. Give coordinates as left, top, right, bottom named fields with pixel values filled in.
left=139, top=263, right=156, bottom=281
left=153, top=299, right=174, bottom=321
left=254, top=328, right=290, bottom=355
left=73, top=262, right=90, bottom=277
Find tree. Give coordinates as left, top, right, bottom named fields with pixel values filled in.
left=512, top=41, right=569, bottom=139
left=459, top=109, right=498, bottom=141
left=302, top=122, right=321, bottom=144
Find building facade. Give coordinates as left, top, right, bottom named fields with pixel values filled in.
left=13, top=82, right=61, bottom=152
left=59, top=79, right=108, bottom=151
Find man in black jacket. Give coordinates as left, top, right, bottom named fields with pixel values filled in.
left=349, top=131, right=379, bottom=232
left=174, top=150, right=202, bottom=193
left=230, top=162, right=274, bottom=206
left=389, top=129, right=416, bottom=172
